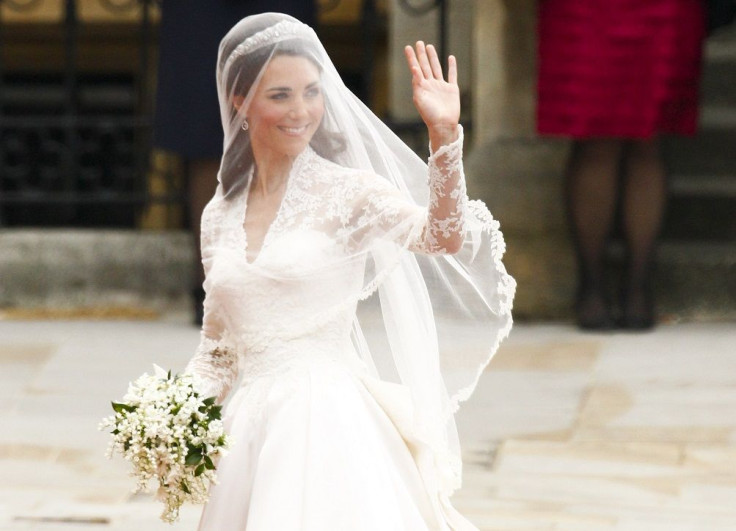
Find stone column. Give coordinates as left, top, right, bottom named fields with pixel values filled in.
left=388, top=0, right=473, bottom=123
left=467, top=0, right=574, bottom=319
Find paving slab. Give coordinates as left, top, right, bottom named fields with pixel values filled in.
left=1, top=319, right=735, bottom=530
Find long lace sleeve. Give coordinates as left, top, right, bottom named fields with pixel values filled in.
left=185, top=334, right=239, bottom=404
left=410, top=125, right=466, bottom=255
left=352, top=125, right=467, bottom=256
left=184, top=198, right=240, bottom=403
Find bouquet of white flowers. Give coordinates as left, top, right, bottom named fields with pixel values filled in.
left=99, top=365, right=231, bottom=523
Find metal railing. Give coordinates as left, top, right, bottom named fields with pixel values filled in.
left=0, top=0, right=171, bottom=227
left=0, top=0, right=449, bottom=227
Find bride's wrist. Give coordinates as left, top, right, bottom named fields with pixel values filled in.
left=428, top=124, right=459, bottom=152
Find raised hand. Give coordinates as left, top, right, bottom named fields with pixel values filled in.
left=404, top=41, right=460, bottom=149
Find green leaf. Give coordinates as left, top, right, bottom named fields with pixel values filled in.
left=208, top=405, right=222, bottom=421
left=181, top=480, right=190, bottom=494
left=111, top=402, right=136, bottom=414
left=167, top=369, right=172, bottom=380
left=202, top=396, right=217, bottom=407
left=194, top=463, right=206, bottom=477
left=185, top=451, right=202, bottom=467
left=203, top=455, right=215, bottom=470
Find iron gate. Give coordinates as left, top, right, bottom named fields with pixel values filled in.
left=0, top=0, right=447, bottom=227
left=0, top=0, right=168, bottom=227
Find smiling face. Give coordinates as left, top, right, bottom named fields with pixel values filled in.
left=245, top=54, right=324, bottom=161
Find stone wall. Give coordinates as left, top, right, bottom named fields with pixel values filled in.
left=467, top=0, right=574, bottom=319
left=0, top=230, right=192, bottom=312
left=388, top=0, right=474, bottom=123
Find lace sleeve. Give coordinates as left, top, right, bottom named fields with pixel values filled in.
left=184, top=334, right=239, bottom=404
left=185, top=198, right=240, bottom=403
left=199, top=197, right=222, bottom=277
left=410, top=125, right=467, bottom=255
left=353, top=126, right=466, bottom=255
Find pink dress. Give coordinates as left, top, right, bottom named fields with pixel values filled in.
left=537, top=0, right=706, bottom=138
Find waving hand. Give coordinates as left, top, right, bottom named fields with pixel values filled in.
left=404, top=41, right=460, bottom=150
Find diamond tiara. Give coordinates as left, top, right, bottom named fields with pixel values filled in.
left=223, top=20, right=316, bottom=72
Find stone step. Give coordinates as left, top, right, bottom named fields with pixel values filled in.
left=670, top=174, right=736, bottom=198
left=0, top=230, right=734, bottom=321
left=664, top=129, right=736, bottom=176
left=663, top=195, right=736, bottom=241
left=605, top=241, right=736, bottom=320
left=705, top=23, right=736, bottom=60
left=701, top=57, right=736, bottom=108
left=658, top=241, right=736, bottom=319
left=702, top=26, right=736, bottom=108
left=662, top=175, right=736, bottom=240
left=700, top=106, right=736, bottom=129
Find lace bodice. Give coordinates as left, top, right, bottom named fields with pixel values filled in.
left=186, top=128, right=468, bottom=401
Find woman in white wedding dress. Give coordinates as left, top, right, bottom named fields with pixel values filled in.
left=185, top=13, right=515, bottom=530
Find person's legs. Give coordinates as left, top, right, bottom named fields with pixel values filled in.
left=620, top=138, right=666, bottom=329
left=188, top=158, right=220, bottom=325
left=565, top=138, right=624, bottom=329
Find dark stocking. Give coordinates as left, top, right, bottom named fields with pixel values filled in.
left=565, top=139, right=624, bottom=329
left=620, top=138, right=666, bottom=328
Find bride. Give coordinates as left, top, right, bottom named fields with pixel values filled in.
left=185, top=12, right=515, bottom=530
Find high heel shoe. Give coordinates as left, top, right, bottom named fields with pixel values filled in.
left=575, top=287, right=616, bottom=331
left=620, top=287, right=656, bottom=330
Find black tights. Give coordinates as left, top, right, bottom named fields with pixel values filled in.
left=565, top=138, right=666, bottom=327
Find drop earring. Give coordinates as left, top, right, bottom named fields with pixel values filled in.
left=241, top=119, right=249, bottom=131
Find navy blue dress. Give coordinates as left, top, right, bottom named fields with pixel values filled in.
left=153, top=1, right=316, bottom=159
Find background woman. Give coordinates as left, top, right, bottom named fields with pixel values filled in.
left=537, top=0, right=706, bottom=329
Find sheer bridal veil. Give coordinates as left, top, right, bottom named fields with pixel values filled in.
left=205, top=12, right=515, bottom=499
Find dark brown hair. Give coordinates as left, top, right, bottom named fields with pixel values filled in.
left=218, top=32, right=344, bottom=195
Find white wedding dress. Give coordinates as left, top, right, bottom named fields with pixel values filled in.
left=186, top=131, right=492, bottom=530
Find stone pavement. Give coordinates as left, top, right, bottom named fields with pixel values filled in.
left=1, top=318, right=735, bottom=530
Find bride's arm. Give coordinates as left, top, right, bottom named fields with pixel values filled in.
left=184, top=200, right=240, bottom=403
left=185, top=313, right=239, bottom=404
left=338, top=41, right=466, bottom=255
left=350, top=136, right=466, bottom=256
left=405, top=41, right=465, bottom=254
left=410, top=125, right=466, bottom=254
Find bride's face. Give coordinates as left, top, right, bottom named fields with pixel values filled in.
left=246, top=54, right=325, bottom=160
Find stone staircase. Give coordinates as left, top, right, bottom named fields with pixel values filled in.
left=655, top=26, right=736, bottom=320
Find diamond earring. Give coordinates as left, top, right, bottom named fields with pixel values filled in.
left=241, top=119, right=249, bottom=131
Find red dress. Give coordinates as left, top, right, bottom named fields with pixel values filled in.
left=537, top=0, right=706, bottom=138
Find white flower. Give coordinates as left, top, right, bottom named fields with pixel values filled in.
left=99, top=366, right=232, bottom=523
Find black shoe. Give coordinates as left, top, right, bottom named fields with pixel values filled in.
left=620, top=288, right=656, bottom=331
left=575, top=288, right=616, bottom=331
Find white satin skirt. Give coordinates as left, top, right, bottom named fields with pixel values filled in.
left=196, top=360, right=470, bottom=530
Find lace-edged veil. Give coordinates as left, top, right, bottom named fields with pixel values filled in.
left=206, top=12, right=515, bottom=497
